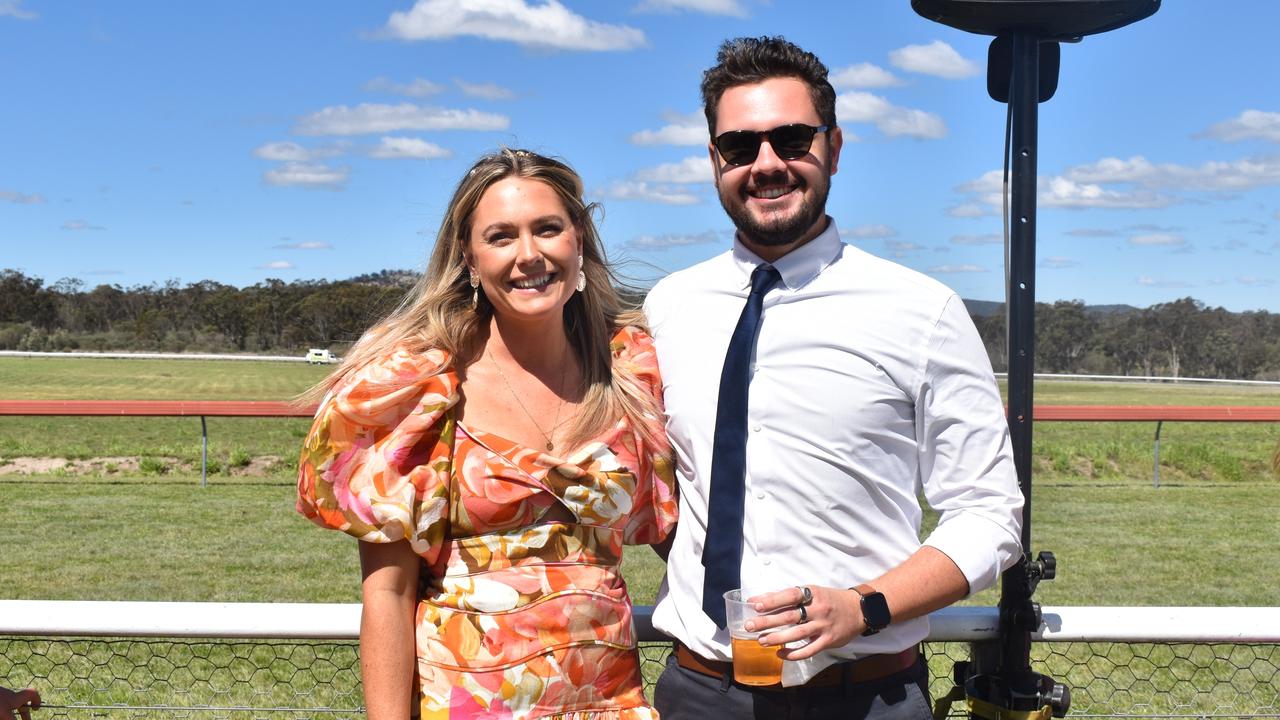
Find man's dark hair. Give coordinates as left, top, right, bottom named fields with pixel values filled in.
left=700, top=36, right=837, bottom=137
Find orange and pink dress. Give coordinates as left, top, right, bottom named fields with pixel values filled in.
left=296, top=327, right=676, bottom=719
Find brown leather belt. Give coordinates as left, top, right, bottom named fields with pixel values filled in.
left=675, top=642, right=918, bottom=690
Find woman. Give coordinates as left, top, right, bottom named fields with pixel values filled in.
left=296, top=148, right=675, bottom=720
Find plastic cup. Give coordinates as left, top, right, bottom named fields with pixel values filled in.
left=724, top=588, right=784, bottom=685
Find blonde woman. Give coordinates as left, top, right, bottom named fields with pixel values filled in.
left=297, top=149, right=676, bottom=719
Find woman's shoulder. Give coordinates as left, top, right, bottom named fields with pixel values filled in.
left=325, top=345, right=461, bottom=425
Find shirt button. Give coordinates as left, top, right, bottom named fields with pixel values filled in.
left=752, top=424, right=761, bottom=432
left=762, top=559, right=772, bottom=566
left=756, top=492, right=765, bottom=499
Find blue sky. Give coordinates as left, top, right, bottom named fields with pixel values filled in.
left=2, top=1, right=1278, bottom=311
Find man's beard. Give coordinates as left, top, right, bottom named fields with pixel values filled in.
left=719, top=176, right=830, bottom=248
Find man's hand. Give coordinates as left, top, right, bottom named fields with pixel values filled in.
left=743, top=585, right=864, bottom=661
left=0, top=686, right=41, bottom=720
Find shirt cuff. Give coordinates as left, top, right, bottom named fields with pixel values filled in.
left=922, top=513, right=1023, bottom=595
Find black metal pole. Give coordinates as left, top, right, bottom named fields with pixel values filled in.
left=1000, top=29, right=1039, bottom=675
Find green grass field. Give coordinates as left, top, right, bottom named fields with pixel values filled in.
left=3, top=355, right=1277, bottom=605
left=3, top=356, right=1279, bottom=717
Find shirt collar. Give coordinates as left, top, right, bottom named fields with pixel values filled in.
left=730, top=217, right=843, bottom=291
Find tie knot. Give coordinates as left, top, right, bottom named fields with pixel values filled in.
left=749, top=264, right=780, bottom=296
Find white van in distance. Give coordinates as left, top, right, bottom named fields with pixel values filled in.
left=305, top=348, right=338, bottom=364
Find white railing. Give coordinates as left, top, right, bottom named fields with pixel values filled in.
left=4, top=601, right=1279, bottom=719
left=3, top=600, right=1278, bottom=643
left=994, top=371, right=1280, bottom=387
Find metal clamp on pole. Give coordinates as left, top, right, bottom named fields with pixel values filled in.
left=911, top=2, right=1160, bottom=717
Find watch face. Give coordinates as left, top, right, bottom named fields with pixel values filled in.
left=862, top=592, right=891, bottom=630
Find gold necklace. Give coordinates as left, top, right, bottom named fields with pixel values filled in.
left=488, top=350, right=569, bottom=452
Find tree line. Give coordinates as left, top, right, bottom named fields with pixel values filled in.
left=3, top=268, right=1280, bottom=379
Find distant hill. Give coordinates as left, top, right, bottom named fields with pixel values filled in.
left=962, top=298, right=1140, bottom=318
left=348, top=269, right=418, bottom=288
left=1083, top=303, right=1141, bottom=316
left=962, top=299, right=1003, bottom=317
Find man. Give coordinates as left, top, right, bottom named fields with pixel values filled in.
left=0, top=686, right=41, bottom=720
left=645, top=36, right=1024, bottom=719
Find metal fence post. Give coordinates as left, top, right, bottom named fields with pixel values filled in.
left=201, top=415, right=208, bottom=488
left=1152, top=420, right=1163, bottom=488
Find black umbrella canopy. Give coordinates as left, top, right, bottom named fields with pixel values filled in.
left=911, top=0, right=1159, bottom=40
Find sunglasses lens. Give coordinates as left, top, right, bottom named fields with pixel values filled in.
left=770, top=124, right=817, bottom=159
left=714, top=124, right=825, bottom=165
left=715, top=131, right=761, bottom=165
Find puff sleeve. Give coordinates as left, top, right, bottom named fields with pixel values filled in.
left=610, top=326, right=678, bottom=546
left=296, top=347, right=460, bottom=565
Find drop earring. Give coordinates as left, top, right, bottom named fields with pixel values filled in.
left=469, top=271, right=481, bottom=310
left=576, top=255, right=586, bottom=293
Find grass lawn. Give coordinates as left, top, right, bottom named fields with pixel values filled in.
left=3, top=358, right=1279, bottom=717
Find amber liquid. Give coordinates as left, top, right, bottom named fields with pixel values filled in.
left=730, top=634, right=784, bottom=686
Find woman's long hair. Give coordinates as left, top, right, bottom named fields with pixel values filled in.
left=302, top=148, right=662, bottom=451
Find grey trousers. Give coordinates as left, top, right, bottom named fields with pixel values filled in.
left=652, top=654, right=933, bottom=720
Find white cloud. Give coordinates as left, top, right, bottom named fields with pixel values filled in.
left=836, top=92, right=946, bottom=140
left=1066, top=228, right=1119, bottom=237
left=830, top=63, right=902, bottom=89
left=633, top=0, right=747, bottom=16
left=295, top=103, right=509, bottom=136
left=956, top=169, right=1004, bottom=194
left=455, top=79, right=516, bottom=100
left=626, top=230, right=721, bottom=250
left=263, top=162, right=349, bottom=190
left=255, top=142, right=310, bottom=162
left=369, top=137, right=452, bottom=160
left=0, top=0, right=36, bottom=19
left=929, top=264, right=987, bottom=273
left=596, top=180, right=700, bottom=205
left=842, top=224, right=898, bottom=239
left=1040, top=256, right=1077, bottom=269
left=946, top=203, right=991, bottom=218
left=634, top=155, right=711, bottom=184
left=631, top=111, right=706, bottom=146
left=1237, top=275, right=1275, bottom=287
left=957, top=168, right=1176, bottom=210
left=951, top=233, right=1002, bottom=245
left=885, top=240, right=925, bottom=257
left=1063, top=154, right=1280, bottom=192
left=1, top=188, right=45, bottom=204
left=889, top=40, right=979, bottom=79
left=362, top=76, right=444, bottom=98
left=1040, top=177, right=1175, bottom=209
left=382, top=0, right=645, bottom=51
left=1137, top=275, right=1193, bottom=288
left=274, top=241, right=333, bottom=250
left=257, top=261, right=296, bottom=270
left=596, top=156, right=711, bottom=205
left=1129, top=233, right=1186, bottom=247
left=1199, top=110, right=1280, bottom=143
left=62, top=220, right=106, bottom=231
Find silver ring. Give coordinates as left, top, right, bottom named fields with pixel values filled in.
left=797, top=604, right=808, bottom=624
left=797, top=586, right=813, bottom=606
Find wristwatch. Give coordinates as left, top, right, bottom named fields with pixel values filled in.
left=853, top=584, right=891, bottom=636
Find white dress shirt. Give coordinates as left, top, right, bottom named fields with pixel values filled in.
left=645, top=220, right=1023, bottom=682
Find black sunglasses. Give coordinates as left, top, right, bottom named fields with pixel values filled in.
left=712, top=123, right=830, bottom=166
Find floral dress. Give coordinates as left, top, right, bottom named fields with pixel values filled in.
left=297, top=327, right=676, bottom=720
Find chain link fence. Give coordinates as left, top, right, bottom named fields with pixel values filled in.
left=4, top=636, right=1277, bottom=719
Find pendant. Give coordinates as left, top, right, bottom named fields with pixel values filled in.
left=545, top=440, right=554, bottom=451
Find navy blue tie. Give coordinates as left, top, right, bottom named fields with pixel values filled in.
left=702, top=263, right=782, bottom=628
